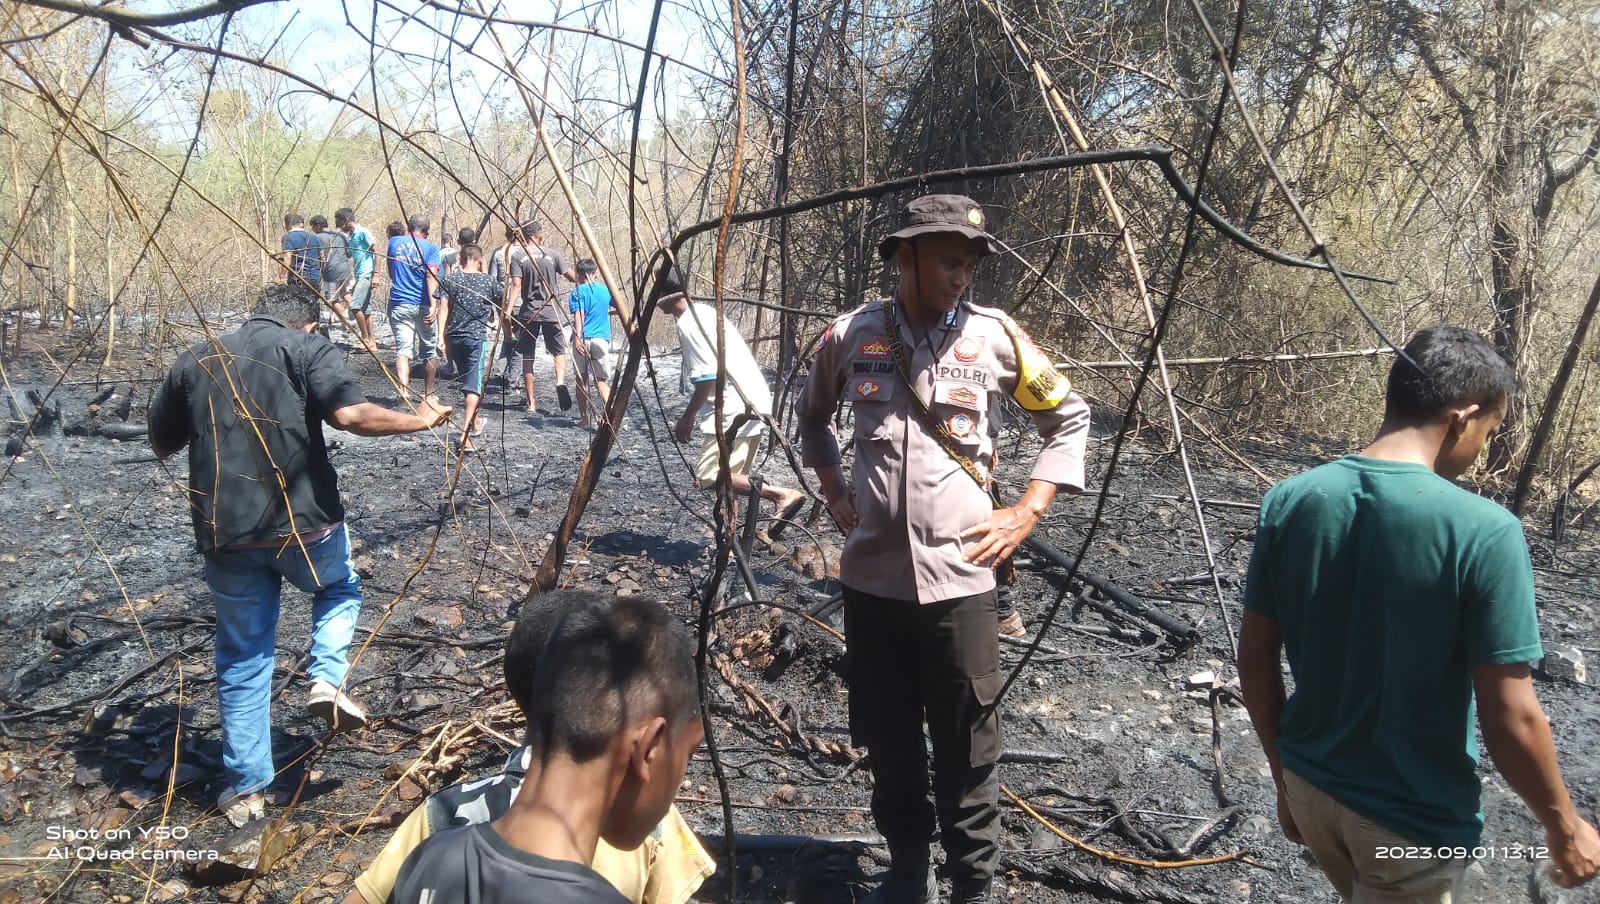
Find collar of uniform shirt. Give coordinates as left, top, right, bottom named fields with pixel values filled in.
left=899, top=299, right=962, bottom=358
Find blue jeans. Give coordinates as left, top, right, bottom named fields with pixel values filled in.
left=203, top=524, right=363, bottom=796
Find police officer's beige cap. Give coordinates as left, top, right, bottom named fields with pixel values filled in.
left=877, top=194, right=1004, bottom=260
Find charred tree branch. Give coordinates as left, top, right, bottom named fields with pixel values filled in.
left=1510, top=269, right=1600, bottom=515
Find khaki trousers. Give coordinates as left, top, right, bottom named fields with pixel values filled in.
left=1282, top=769, right=1470, bottom=903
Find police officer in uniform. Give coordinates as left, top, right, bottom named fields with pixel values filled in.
left=796, top=195, right=1090, bottom=904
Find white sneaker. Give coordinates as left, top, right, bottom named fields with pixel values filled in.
left=218, top=789, right=265, bottom=828
left=306, top=678, right=368, bottom=734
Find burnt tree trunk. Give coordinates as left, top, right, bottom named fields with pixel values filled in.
left=1511, top=269, right=1600, bottom=515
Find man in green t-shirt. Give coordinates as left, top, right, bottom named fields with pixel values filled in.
left=1240, top=325, right=1599, bottom=902
left=337, top=207, right=378, bottom=350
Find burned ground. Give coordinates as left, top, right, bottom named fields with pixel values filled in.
left=0, top=325, right=1597, bottom=904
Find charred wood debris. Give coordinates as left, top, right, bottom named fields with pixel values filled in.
left=0, top=365, right=1295, bottom=904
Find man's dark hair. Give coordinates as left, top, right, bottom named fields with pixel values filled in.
left=504, top=599, right=566, bottom=717
left=284, top=213, right=304, bottom=227
left=407, top=214, right=430, bottom=235
left=335, top=207, right=355, bottom=227
left=253, top=283, right=320, bottom=327
left=1385, top=325, right=1516, bottom=423
left=459, top=243, right=483, bottom=265
left=504, top=590, right=700, bottom=763
left=309, top=214, right=328, bottom=230
left=576, top=258, right=598, bottom=276
left=386, top=220, right=405, bottom=238
left=458, top=227, right=478, bottom=245
left=651, top=264, right=687, bottom=303
left=521, top=220, right=543, bottom=239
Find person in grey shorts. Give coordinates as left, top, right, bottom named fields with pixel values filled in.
left=312, top=214, right=353, bottom=323
left=338, top=208, right=379, bottom=348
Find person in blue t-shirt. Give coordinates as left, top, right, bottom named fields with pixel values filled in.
left=386, top=214, right=444, bottom=400
left=567, top=259, right=616, bottom=430
left=1241, top=325, right=1600, bottom=901
left=279, top=213, right=321, bottom=290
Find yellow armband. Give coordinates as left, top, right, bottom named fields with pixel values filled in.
left=1001, top=318, right=1070, bottom=410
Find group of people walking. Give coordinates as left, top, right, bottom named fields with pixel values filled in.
left=148, top=193, right=1598, bottom=904
left=279, top=210, right=621, bottom=451
left=278, top=209, right=379, bottom=342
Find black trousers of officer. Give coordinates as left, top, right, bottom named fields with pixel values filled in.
left=843, top=586, right=1002, bottom=889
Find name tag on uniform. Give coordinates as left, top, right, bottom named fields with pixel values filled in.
left=852, top=359, right=896, bottom=375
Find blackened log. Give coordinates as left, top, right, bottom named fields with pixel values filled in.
left=1021, top=535, right=1199, bottom=644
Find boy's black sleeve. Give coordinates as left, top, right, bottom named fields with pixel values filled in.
left=147, top=353, right=194, bottom=455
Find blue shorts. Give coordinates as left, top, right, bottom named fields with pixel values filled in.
left=447, top=334, right=492, bottom=396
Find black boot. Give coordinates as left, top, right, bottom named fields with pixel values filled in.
left=949, top=877, right=992, bottom=904
left=861, top=861, right=936, bottom=904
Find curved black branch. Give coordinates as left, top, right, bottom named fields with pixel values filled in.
left=14, top=0, right=277, bottom=28
left=410, top=0, right=730, bottom=86
left=668, top=146, right=1396, bottom=285
left=1549, top=123, right=1600, bottom=188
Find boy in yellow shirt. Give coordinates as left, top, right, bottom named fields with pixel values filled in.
left=344, top=590, right=714, bottom=904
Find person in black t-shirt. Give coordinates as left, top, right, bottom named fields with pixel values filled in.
left=386, top=591, right=704, bottom=904
left=148, top=284, right=451, bottom=829
left=434, top=243, right=500, bottom=452
left=490, top=221, right=577, bottom=413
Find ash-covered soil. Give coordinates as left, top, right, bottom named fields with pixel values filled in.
left=0, top=318, right=1597, bottom=904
